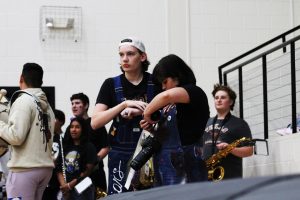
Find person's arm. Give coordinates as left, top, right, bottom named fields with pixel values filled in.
left=97, top=146, right=109, bottom=160
left=0, top=96, right=31, bottom=145
left=231, top=146, right=253, bottom=157
left=91, top=100, right=148, bottom=130
left=216, top=143, right=254, bottom=158
left=143, top=87, right=190, bottom=124
left=57, top=172, right=69, bottom=193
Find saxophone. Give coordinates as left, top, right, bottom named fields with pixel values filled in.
left=205, top=137, right=251, bottom=181
left=95, top=187, right=107, bottom=199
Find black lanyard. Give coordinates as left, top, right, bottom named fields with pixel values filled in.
left=211, top=112, right=231, bottom=153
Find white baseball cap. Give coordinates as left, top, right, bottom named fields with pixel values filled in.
left=119, top=37, right=146, bottom=53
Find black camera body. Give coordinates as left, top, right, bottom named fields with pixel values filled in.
left=130, top=135, right=161, bottom=171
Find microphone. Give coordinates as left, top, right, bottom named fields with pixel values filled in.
left=0, top=89, right=7, bottom=101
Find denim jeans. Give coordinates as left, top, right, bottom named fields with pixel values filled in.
left=154, top=148, right=185, bottom=186
left=183, top=144, right=208, bottom=182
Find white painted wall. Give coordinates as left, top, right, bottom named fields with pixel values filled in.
left=244, top=132, right=300, bottom=177
left=0, top=0, right=299, bottom=181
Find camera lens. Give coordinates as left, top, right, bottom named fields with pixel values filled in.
left=150, top=110, right=161, bottom=121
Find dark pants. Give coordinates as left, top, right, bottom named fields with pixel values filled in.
left=154, top=148, right=185, bottom=186
left=68, top=185, right=95, bottom=200
left=183, top=144, right=208, bottom=182
left=42, top=185, right=59, bottom=200
left=90, top=161, right=107, bottom=192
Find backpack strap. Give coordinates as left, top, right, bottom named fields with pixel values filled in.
left=10, top=90, right=41, bottom=109
left=9, top=90, right=51, bottom=151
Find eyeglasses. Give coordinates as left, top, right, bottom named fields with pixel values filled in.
left=121, top=38, right=132, bottom=43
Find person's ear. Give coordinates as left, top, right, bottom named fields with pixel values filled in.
left=140, top=52, right=147, bottom=62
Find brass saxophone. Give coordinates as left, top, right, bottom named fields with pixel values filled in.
left=95, top=187, right=107, bottom=199
left=205, top=137, right=251, bottom=181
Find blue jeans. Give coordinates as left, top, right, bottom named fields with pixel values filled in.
left=183, top=144, right=208, bottom=182
left=154, top=148, right=185, bottom=186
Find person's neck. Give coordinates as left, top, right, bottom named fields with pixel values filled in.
left=125, top=71, right=144, bottom=85
left=74, top=139, right=80, bottom=145
left=82, top=113, right=89, bottom=120
left=76, top=113, right=89, bottom=120
left=217, top=110, right=230, bottom=119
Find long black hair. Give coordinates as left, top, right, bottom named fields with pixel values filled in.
left=152, top=54, right=196, bottom=87
left=63, top=117, right=89, bottom=147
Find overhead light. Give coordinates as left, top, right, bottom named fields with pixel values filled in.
left=45, top=17, right=74, bottom=29
left=45, top=18, right=54, bottom=28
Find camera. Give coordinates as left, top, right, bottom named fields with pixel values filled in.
left=130, top=135, right=161, bottom=171
left=150, top=110, right=162, bottom=121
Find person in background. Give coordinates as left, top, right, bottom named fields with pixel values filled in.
left=140, top=54, right=210, bottom=186
left=43, top=109, right=65, bottom=200
left=202, top=84, right=253, bottom=180
left=56, top=117, right=96, bottom=200
left=0, top=63, right=55, bottom=200
left=91, top=37, right=155, bottom=194
left=70, top=93, right=109, bottom=194
left=0, top=89, right=9, bottom=197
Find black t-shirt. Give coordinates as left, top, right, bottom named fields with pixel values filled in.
left=202, top=114, right=252, bottom=179
left=85, top=117, right=108, bottom=153
left=96, top=72, right=154, bottom=107
left=56, top=142, right=97, bottom=182
left=85, top=117, right=108, bottom=168
left=177, top=84, right=210, bottom=146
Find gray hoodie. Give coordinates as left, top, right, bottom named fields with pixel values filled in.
left=0, top=88, right=55, bottom=171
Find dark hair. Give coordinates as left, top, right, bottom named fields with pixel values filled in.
left=139, top=49, right=150, bottom=72
left=54, top=109, right=65, bottom=125
left=70, top=93, right=90, bottom=111
left=212, top=84, right=237, bottom=110
left=63, top=117, right=89, bottom=146
left=152, top=54, right=196, bottom=87
left=22, top=63, right=43, bottom=87
left=119, top=49, right=150, bottom=73
left=62, top=117, right=89, bottom=171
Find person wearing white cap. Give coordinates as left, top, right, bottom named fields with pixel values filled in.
left=91, top=37, right=156, bottom=195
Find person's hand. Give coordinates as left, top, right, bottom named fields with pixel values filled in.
left=216, top=142, right=229, bottom=150
left=124, top=100, right=148, bottom=111
left=60, top=183, right=69, bottom=193
left=121, top=107, right=143, bottom=119
left=140, top=119, right=155, bottom=131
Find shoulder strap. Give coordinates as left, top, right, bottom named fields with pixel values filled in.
left=113, top=74, right=155, bottom=103
left=10, top=90, right=51, bottom=152
left=113, top=75, right=125, bottom=103
left=10, top=90, right=41, bottom=109
left=146, top=74, right=154, bottom=102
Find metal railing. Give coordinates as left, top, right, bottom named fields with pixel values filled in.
left=218, top=26, right=300, bottom=139
left=219, top=25, right=300, bottom=85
